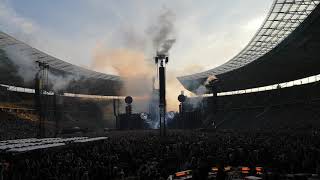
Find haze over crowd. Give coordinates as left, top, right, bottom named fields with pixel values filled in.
left=0, top=0, right=273, bottom=111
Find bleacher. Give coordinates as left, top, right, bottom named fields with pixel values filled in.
left=203, top=81, right=320, bottom=130
left=0, top=137, right=108, bottom=154
left=0, top=87, right=117, bottom=140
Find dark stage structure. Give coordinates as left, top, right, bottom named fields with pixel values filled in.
left=155, top=53, right=169, bottom=136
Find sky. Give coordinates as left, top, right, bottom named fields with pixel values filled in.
left=0, top=0, right=273, bottom=111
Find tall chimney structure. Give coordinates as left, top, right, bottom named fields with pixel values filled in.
left=155, top=53, right=169, bottom=136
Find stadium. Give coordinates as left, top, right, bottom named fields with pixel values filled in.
left=1, top=0, right=320, bottom=179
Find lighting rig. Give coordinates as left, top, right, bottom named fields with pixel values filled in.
left=35, top=60, right=49, bottom=138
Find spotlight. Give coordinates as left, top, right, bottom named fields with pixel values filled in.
left=140, top=112, right=149, bottom=121
left=166, top=111, right=175, bottom=120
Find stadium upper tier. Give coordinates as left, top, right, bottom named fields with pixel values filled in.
left=0, top=31, right=122, bottom=95
left=178, top=0, right=320, bottom=93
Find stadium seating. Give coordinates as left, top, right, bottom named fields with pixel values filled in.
left=202, top=82, right=320, bottom=130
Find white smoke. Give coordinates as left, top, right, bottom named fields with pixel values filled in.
left=158, top=39, right=176, bottom=54
left=92, top=8, right=177, bottom=113
left=204, top=75, right=217, bottom=86
left=4, top=45, right=79, bottom=92
left=4, top=45, right=38, bottom=83
left=195, top=85, right=207, bottom=95
left=186, top=75, right=218, bottom=109
left=147, top=8, right=176, bottom=54
left=48, top=72, right=80, bottom=92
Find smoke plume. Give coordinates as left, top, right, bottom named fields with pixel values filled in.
left=158, top=39, right=176, bottom=54
left=91, top=8, right=177, bottom=112
left=204, top=75, right=217, bottom=86
left=181, top=75, right=218, bottom=109
left=92, top=45, right=153, bottom=95
left=147, top=8, right=176, bottom=54
left=49, top=72, right=79, bottom=92
left=4, top=46, right=38, bottom=84
left=4, top=45, right=79, bottom=92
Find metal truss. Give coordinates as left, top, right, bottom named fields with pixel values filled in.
left=179, top=0, right=320, bottom=81
left=0, top=31, right=121, bottom=81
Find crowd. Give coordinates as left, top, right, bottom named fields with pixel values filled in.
left=0, top=110, right=37, bottom=140
left=0, top=130, right=320, bottom=180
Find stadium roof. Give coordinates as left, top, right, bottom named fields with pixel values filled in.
left=0, top=31, right=120, bottom=81
left=178, top=0, right=320, bottom=93
left=0, top=31, right=123, bottom=95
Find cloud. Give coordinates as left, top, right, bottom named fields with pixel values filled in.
left=0, top=0, right=38, bottom=41
left=243, top=16, right=265, bottom=31
left=0, top=0, right=100, bottom=68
